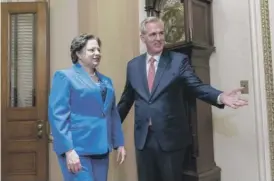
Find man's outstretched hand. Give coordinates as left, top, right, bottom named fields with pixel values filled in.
left=220, top=87, right=248, bottom=109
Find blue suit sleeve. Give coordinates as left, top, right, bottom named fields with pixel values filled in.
left=117, top=63, right=135, bottom=122
left=48, top=71, right=74, bottom=155
left=179, top=55, right=224, bottom=108
left=110, top=81, right=125, bottom=149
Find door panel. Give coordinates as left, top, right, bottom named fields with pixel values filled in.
left=1, top=2, right=49, bottom=181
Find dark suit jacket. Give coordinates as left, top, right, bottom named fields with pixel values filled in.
left=117, top=50, right=224, bottom=152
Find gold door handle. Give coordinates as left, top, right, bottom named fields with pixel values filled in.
left=37, top=130, right=43, bottom=138
left=37, top=120, right=44, bottom=139
left=37, top=123, right=43, bottom=130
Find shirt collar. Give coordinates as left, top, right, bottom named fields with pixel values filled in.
left=146, top=52, right=162, bottom=64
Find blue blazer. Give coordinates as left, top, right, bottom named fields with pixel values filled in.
left=48, top=63, right=124, bottom=156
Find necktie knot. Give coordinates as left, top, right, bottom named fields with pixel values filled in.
left=149, top=57, right=156, bottom=64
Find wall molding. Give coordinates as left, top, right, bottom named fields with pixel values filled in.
left=261, top=0, right=274, bottom=179
left=249, top=0, right=273, bottom=180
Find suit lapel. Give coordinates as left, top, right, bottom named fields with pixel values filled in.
left=73, top=63, right=104, bottom=108
left=150, top=51, right=170, bottom=98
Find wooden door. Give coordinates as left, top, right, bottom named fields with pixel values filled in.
left=1, top=2, right=49, bottom=181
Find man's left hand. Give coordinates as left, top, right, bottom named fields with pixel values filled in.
left=220, top=87, right=248, bottom=109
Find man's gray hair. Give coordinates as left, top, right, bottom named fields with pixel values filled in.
left=140, top=16, right=164, bottom=34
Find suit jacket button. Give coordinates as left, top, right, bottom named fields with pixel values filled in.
left=148, top=101, right=152, bottom=104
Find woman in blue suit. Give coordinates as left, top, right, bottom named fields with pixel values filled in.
left=48, top=33, right=126, bottom=181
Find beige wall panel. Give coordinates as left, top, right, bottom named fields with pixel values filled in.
left=49, top=0, right=79, bottom=181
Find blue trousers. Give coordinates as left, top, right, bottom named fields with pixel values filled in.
left=57, top=155, right=109, bottom=181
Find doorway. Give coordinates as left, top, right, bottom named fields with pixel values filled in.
left=1, top=2, right=49, bottom=181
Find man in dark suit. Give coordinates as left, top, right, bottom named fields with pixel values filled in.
left=117, top=16, right=247, bottom=181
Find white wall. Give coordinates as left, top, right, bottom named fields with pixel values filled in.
left=210, top=0, right=259, bottom=180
